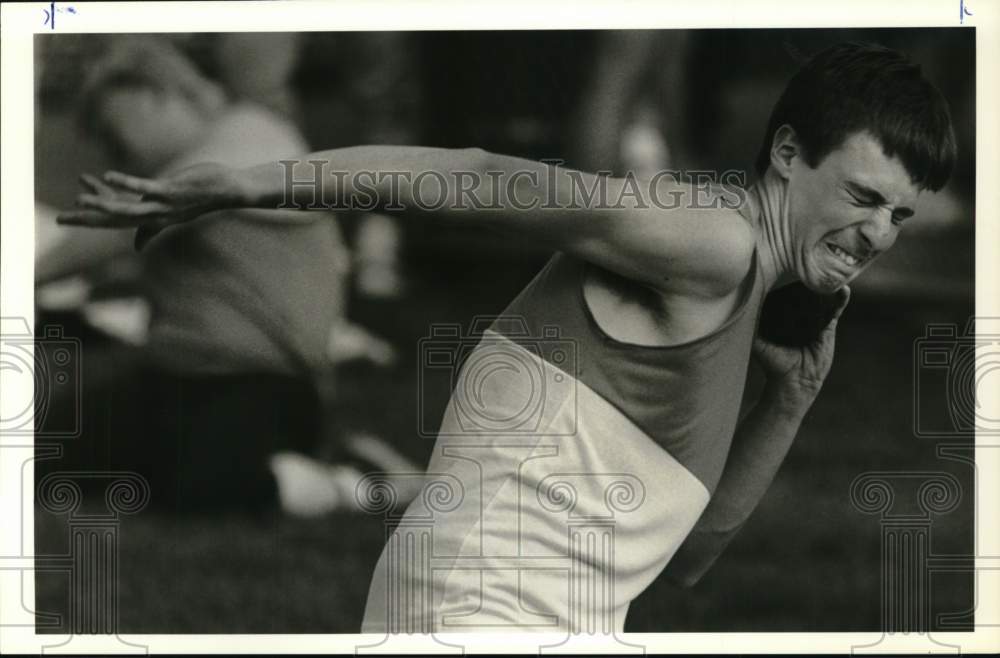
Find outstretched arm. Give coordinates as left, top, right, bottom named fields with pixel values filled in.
left=663, top=285, right=851, bottom=587
left=58, top=146, right=754, bottom=297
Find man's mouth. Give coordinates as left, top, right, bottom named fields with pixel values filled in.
left=825, top=242, right=862, bottom=268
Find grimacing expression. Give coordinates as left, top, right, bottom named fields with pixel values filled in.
left=785, top=131, right=922, bottom=293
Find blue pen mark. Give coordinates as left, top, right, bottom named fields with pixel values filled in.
left=42, top=2, right=77, bottom=30
left=960, top=0, right=973, bottom=24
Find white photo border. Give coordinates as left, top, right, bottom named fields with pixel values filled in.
left=2, top=0, right=997, bottom=654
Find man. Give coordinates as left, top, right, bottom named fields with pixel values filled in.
left=40, top=37, right=400, bottom=515
left=59, top=42, right=956, bottom=631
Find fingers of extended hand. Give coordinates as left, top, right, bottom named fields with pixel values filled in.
left=79, top=173, right=113, bottom=195
left=76, top=194, right=172, bottom=218
left=103, top=171, right=169, bottom=198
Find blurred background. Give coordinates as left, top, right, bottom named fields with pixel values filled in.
left=32, top=29, right=974, bottom=632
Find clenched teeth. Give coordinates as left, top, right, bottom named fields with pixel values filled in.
left=829, top=243, right=859, bottom=267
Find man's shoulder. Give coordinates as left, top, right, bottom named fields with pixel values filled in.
left=638, top=200, right=757, bottom=299
left=599, top=174, right=757, bottom=296
left=696, top=207, right=757, bottom=296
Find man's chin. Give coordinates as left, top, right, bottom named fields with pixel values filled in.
left=801, top=269, right=850, bottom=294
left=803, top=248, right=868, bottom=293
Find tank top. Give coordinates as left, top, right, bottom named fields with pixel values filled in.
left=491, top=211, right=767, bottom=494
left=362, top=202, right=770, bottom=634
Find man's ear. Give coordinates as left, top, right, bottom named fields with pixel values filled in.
left=769, top=124, right=801, bottom=180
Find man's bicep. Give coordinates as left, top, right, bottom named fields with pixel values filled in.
left=566, top=203, right=756, bottom=296
left=425, top=156, right=755, bottom=295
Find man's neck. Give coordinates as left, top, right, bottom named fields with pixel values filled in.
left=747, top=170, right=798, bottom=291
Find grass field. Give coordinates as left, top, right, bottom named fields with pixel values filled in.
left=33, top=241, right=975, bottom=634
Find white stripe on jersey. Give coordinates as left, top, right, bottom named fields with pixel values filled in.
left=362, top=330, right=710, bottom=634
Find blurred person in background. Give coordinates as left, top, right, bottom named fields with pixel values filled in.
left=570, top=31, right=689, bottom=175
left=37, top=37, right=418, bottom=516
left=293, top=32, right=425, bottom=299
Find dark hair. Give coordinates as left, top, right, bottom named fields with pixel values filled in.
left=755, top=42, right=957, bottom=191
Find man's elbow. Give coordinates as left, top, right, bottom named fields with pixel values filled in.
left=457, top=146, right=492, bottom=174
left=661, top=539, right=726, bottom=589
left=664, top=568, right=704, bottom=589
left=662, top=558, right=710, bottom=589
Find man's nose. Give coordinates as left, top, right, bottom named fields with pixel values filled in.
left=859, top=207, right=896, bottom=253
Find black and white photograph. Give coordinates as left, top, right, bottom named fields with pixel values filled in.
left=1, top=0, right=998, bottom=654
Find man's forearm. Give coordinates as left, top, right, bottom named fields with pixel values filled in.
left=663, top=381, right=815, bottom=587
left=238, top=145, right=499, bottom=213
left=233, top=145, right=618, bottom=238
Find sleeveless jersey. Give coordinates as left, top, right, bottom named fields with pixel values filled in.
left=362, top=205, right=768, bottom=635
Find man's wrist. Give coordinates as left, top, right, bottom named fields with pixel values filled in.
left=231, top=165, right=265, bottom=208
left=760, top=378, right=819, bottom=420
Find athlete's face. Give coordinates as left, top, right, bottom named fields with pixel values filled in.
left=785, top=131, right=921, bottom=293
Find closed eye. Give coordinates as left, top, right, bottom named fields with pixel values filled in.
left=847, top=190, right=875, bottom=207
left=844, top=181, right=914, bottom=225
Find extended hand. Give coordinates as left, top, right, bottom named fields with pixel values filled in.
left=752, top=285, right=851, bottom=404
left=57, top=163, right=244, bottom=249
